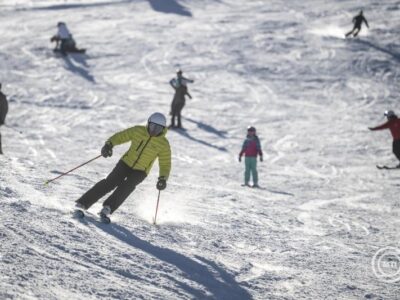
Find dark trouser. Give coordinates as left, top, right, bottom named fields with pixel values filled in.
left=393, top=140, right=400, bottom=162
left=171, top=111, right=182, bottom=128
left=60, top=39, right=76, bottom=55
left=0, top=132, right=2, bottom=154
left=76, top=161, right=146, bottom=213
left=346, top=25, right=361, bottom=37
left=171, top=102, right=184, bottom=128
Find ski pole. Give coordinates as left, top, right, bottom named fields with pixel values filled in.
left=45, top=154, right=102, bottom=185
left=153, top=190, right=161, bottom=225
left=4, top=124, right=22, bottom=134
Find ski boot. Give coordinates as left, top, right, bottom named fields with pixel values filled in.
left=99, top=206, right=111, bottom=224
left=73, top=202, right=86, bottom=218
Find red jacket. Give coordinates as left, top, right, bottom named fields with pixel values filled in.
left=370, top=118, right=400, bottom=140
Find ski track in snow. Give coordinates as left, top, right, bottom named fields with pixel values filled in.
left=1, top=0, right=400, bottom=299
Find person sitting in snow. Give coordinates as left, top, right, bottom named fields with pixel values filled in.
left=345, top=10, right=369, bottom=38
left=239, top=126, right=263, bottom=187
left=0, top=83, right=9, bottom=155
left=74, top=112, right=171, bottom=222
left=169, top=69, right=194, bottom=129
left=51, top=22, right=83, bottom=55
left=369, top=110, right=400, bottom=168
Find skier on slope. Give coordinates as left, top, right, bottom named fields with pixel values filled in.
left=51, top=22, right=83, bottom=55
left=239, top=126, right=263, bottom=187
left=345, top=10, right=369, bottom=38
left=169, top=69, right=194, bottom=129
left=75, top=112, right=171, bottom=222
left=0, top=83, right=9, bottom=155
left=369, top=110, right=400, bottom=168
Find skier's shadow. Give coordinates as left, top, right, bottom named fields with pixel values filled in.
left=172, top=129, right=228, bottom=152
left=184, top=117, right=228, bottom=139
left=353, top=39, right=400, bottom=63
left=95, top=223, right=252, bottom=300
left=62, top=54, right=95, bottom=83
left=148, top=0, right=192, bottom=17
left=28, top=0, right=131, bottom=10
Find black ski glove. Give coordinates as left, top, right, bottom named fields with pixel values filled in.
left=156, top=177, right=167, bottom=190
left=101, top=142, right=113, bottom=158
left=260, top=155, right=263, bottom=162
left=238, top=155, right=242, bottom=162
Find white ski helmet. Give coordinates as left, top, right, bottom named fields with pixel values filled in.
left=384, top=110, right=396, bottom=119
left=148, top=112, right=167, bottom=127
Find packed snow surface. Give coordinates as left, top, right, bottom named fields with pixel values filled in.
left=1, top=0, right=400, bottom=299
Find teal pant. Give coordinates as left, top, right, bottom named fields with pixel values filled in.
left=244, top=157, right=258, bottom=184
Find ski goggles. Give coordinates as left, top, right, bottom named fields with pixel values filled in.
left=148, top=122, right=165, bottom=136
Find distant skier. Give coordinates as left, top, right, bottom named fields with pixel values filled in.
left=169, top=69, right=194, bottom=129
left=345, top=10, right=369, bottom=38
left=0, top=83, right=9, bottom=155
left=74, top=112, right=171, bottom=223
left=239, top=126, right=263, bottom=187
left=51, top=22, right=85, bottom=55
left=369, top=110, right=400, bottom=168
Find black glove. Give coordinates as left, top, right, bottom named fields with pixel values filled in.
left=260, top=155, right=263, bottom=162
left=156, top=177, right=167, bottom=190
left=101, top=142, right=113, bottom=158
left=239, top=155, right=242, bottom=162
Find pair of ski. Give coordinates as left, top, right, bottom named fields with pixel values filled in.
left=73, top=209, right=111, bottom=224
left=376, top=165, right=400, bottom=170
left=241, top=184, right=263, bottom=189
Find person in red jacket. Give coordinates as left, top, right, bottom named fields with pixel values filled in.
left=239, top=126, right=263, bottom=187
left=369, top=110, right=400, bottom=167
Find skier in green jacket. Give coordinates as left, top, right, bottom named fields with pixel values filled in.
left=75, top=112, right=171, bottom=223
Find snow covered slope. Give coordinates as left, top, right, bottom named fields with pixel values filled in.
left=1, top=0, right=400, bottom=299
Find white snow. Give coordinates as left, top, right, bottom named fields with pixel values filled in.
left=1, top=0, right=400, bottom=299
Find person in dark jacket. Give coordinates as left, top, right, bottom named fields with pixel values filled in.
left=369, top=110, right=400, bottom=167
left=51, top=22, right=84, bottom=55
left=239, top=126, right=263, bottom=187
left=169, top=69, right=194, bottom=129
left=345, top=10, right=369, bottom=38
left=0, top=83, right=9, bottom=155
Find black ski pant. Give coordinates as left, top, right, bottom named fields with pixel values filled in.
left=171, top=101, right=184, bottom=128
left=171, top=110, right=182, bottom=128
left=393, top=140, right=400, bottom=161
left=346, top=25, right=361, bottom=37
left=0, top=131, right=2, bottom=154
left=76, top=160, right=147, bottom=213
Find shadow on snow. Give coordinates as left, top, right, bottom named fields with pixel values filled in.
left=62, top=54, right=96, bottom=83
left=184, top=117, right=228, bottom=139
left=93, top=222, right=252, bottom=300
left=26, top=0, right=131, bottom=10
left=148, top=0, right=192, bottom=17
left=25, top=0, right=192, bottom=17
left=353, top=39, right=400, bottom=63
left=172, top=128, right=228, bottom=152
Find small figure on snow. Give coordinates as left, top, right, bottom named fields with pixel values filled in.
left=0, top=83, right=9, bottom=155
left=239, top=126, right=263, bottom=187
left=51, top=22, right=85, bottom=55
left=75, top=112, right=171, bottom=222
left=369, top=110, right=400, bottom=168
left=169, top=69, right=194, bottom=129
left=345, top=10, right=369, bottom=38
